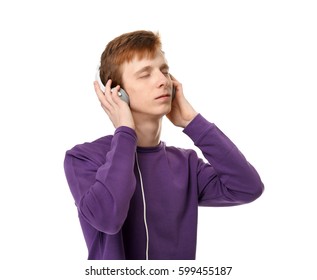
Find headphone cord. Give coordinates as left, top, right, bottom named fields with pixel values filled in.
left=135, top=152, right=149, bottom=260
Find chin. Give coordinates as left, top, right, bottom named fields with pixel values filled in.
left=156, top=105, right=172, bottom=117
left=133, top=104, right=172, bottom=118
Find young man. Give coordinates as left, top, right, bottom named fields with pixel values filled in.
left=64, top=30, right=264, bottom=260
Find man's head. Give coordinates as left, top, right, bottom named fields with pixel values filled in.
left=99, top=30, right=162, bottom=88
left=99, top=30, right=174, bottom=119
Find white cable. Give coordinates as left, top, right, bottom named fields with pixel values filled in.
left=135, top=152, right=149, bottom=260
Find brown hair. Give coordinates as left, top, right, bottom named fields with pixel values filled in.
left=99, top=30, right=162, bottom=88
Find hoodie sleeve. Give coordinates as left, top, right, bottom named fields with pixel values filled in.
left=63, top=126, right=137, bottom=234
left=183, top=114, right=264, bottom=206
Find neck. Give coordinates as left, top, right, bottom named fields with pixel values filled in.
left=133, top=115, right=162, bottom=147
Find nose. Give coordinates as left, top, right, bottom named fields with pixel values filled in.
left=155, top=70, right=170, bottom=89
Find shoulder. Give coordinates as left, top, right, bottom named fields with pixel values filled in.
left=65, top=135, right=113, bottom=165
left=165, top=144, right=199, bottom=162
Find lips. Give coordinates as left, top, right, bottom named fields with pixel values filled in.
left=155, top=94, right=171, bottom=99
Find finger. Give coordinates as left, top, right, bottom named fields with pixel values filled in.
left=169, top=73, right=178, bottom=82
left=172, top=80, right=180, bottom=94
left=170, top=74, right=181, bottom=89
left=94, top=81, right=106, bottom=102
left=94, top=80, right=103, bottom=94
left=103, top=79, right=115, bottom=104
left=93, top=80, right=114, bottom=112
left=101, top=103, right=111, bottom=116
left=110, top=85, right=120, bottom=95
left=110, top=85, right=125, bottom=105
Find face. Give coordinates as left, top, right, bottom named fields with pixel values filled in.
left=121, top=51, right=173, bottom=119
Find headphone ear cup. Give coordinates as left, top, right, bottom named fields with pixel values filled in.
left=172, top=86, right=176, bottom=99
left=95, top=65, right=129, bottom=105
left=117, top=89, right=130, bottom=105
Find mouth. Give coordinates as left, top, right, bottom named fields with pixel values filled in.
left=155, top=94, right=171, bottom=100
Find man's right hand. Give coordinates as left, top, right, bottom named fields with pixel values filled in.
left=94, top=79, right=135, bottom=130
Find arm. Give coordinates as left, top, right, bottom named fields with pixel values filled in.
left=64, top=127, right=137, bottom=234
left=184, top=114, right=264, bottom=206
left=167, top=75, right=263, bottom=206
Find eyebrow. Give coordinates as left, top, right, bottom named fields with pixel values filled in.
left=134, top=63, right=169, bottom=76
left=134, top=66, right=152, bottom=76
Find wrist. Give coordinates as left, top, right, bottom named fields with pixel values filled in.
left=182, top=112, right=198, bottom=128
left=116, top=122, right=135, bottom=130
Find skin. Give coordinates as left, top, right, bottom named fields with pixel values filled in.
left=94, top=51, right=198, bottom=147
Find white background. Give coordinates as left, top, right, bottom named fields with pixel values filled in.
left=1, top=0, right=316, bottom=279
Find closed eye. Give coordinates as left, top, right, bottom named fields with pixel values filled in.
left=139, top=73, right=150, bottom=78
left=160, top=64, right=170, bottom=77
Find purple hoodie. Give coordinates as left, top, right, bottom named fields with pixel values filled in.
left=64, top=114, right=264, bottom=260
